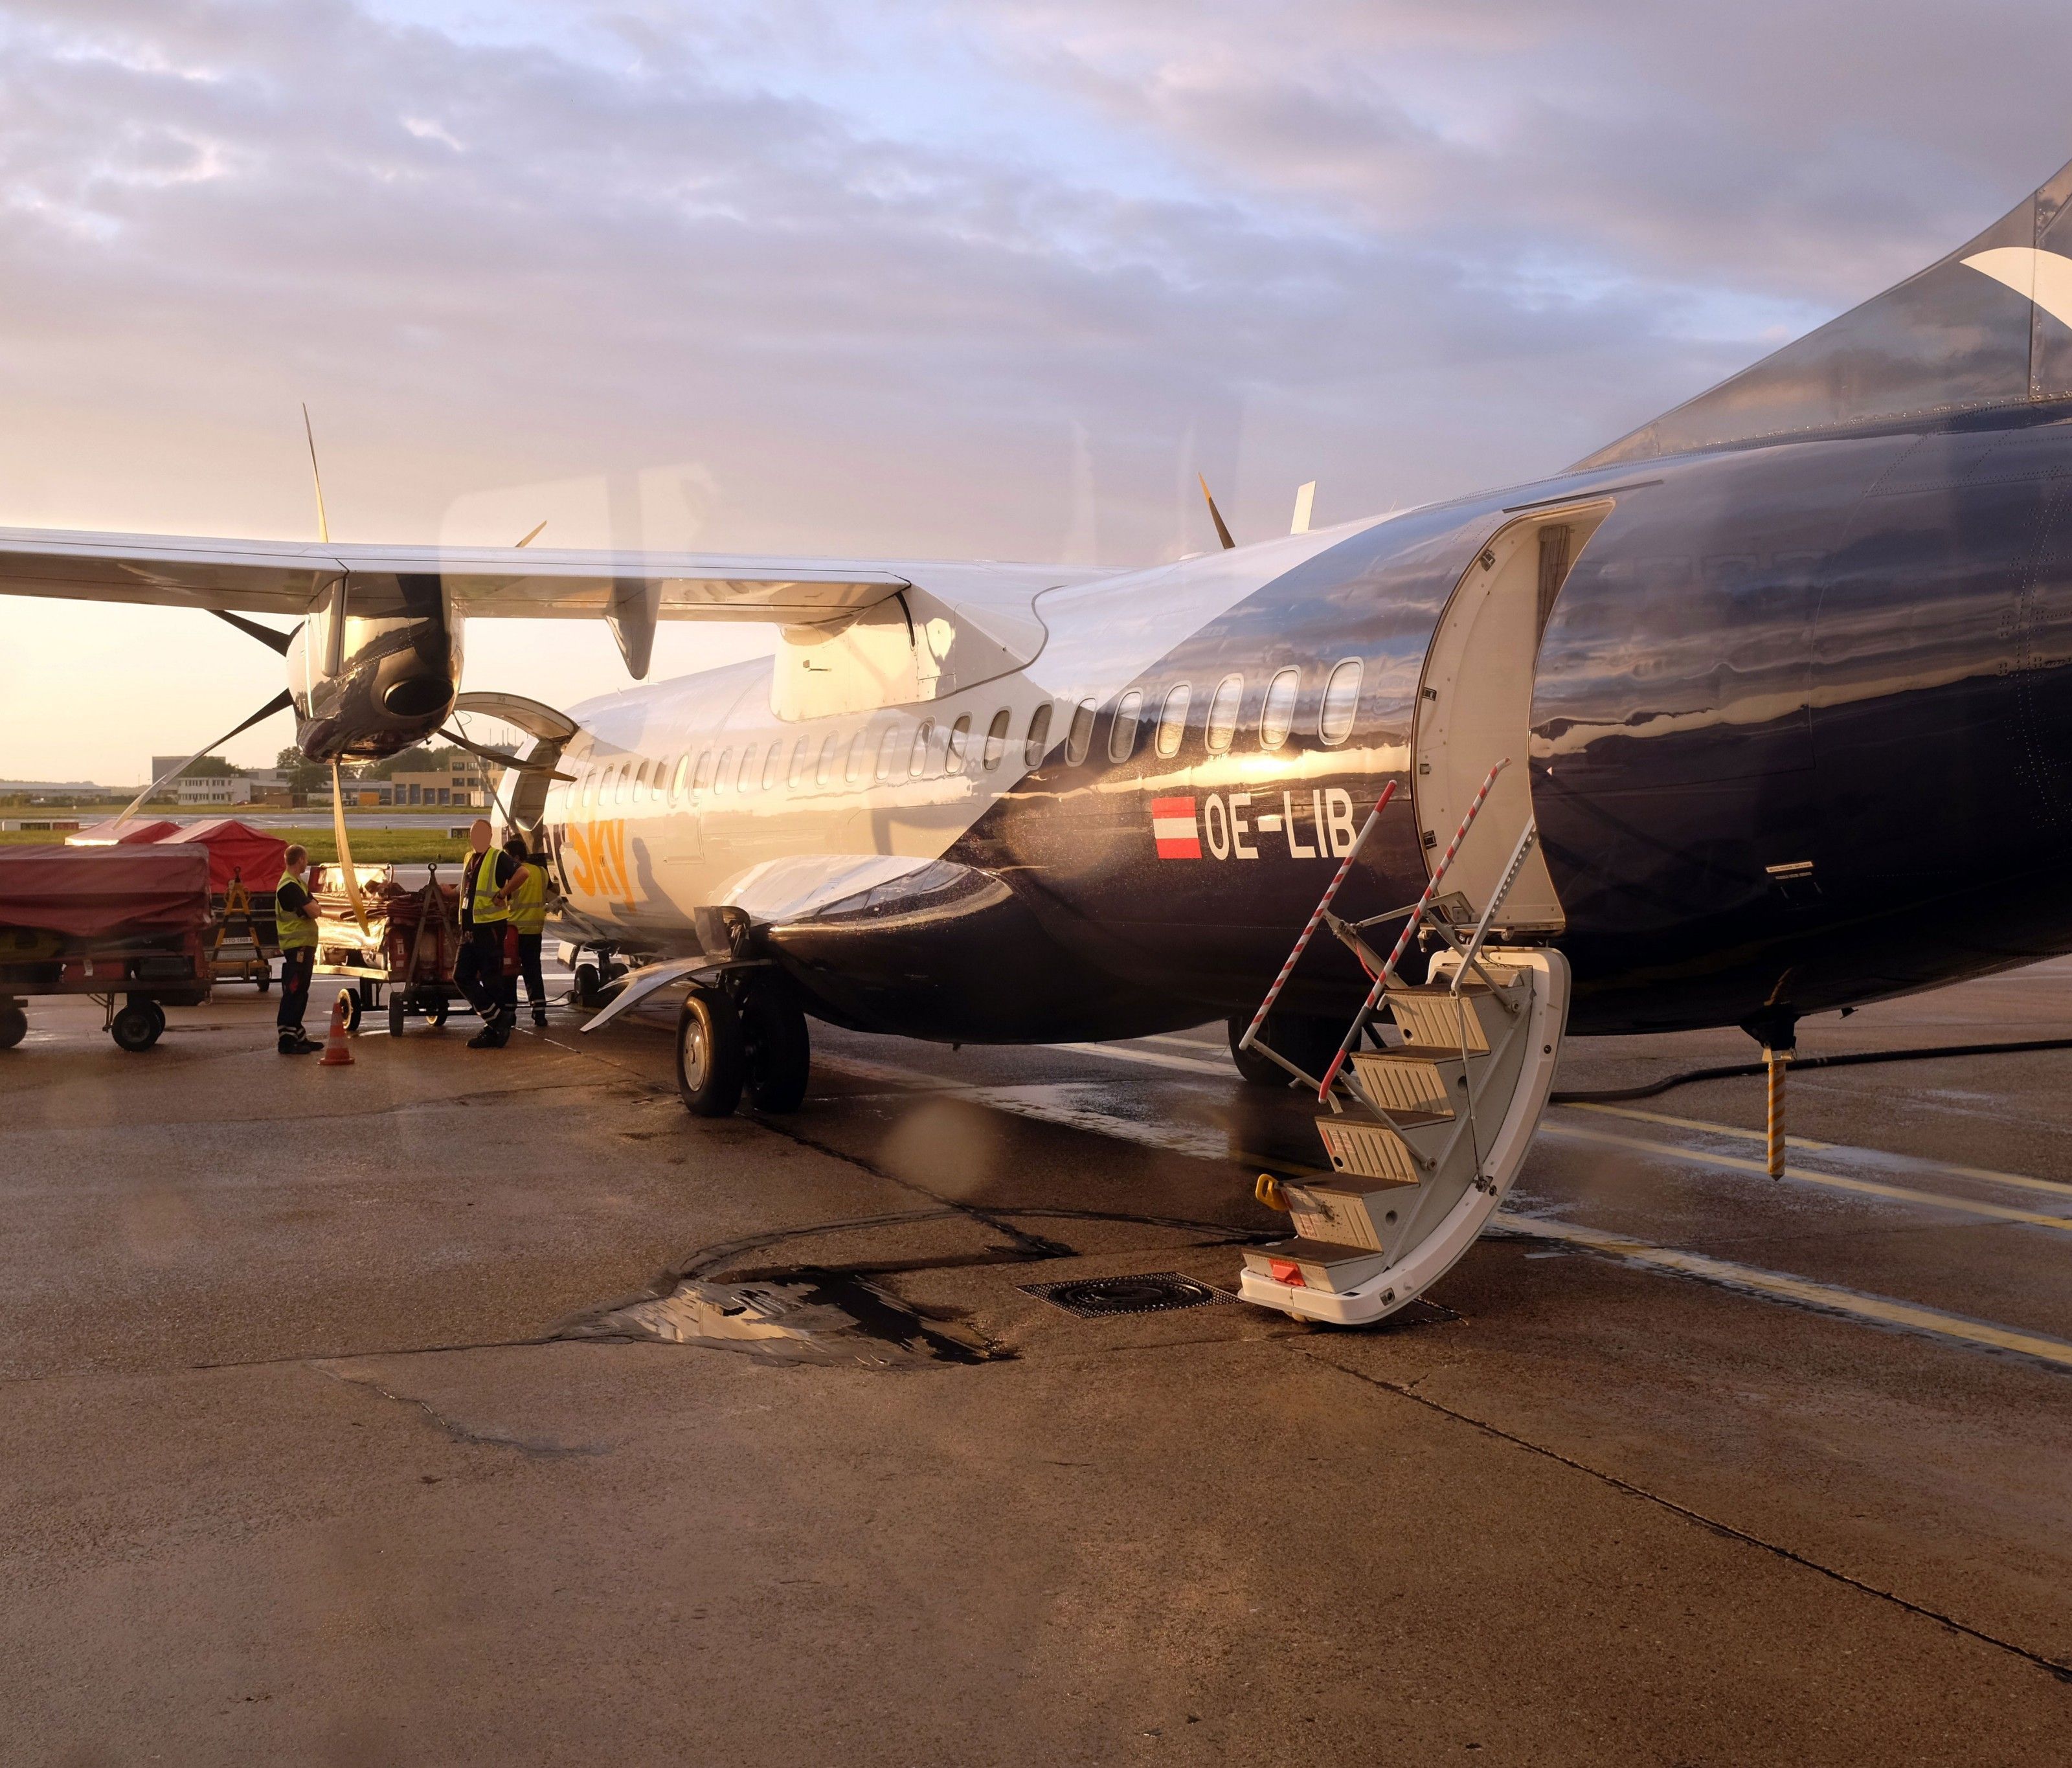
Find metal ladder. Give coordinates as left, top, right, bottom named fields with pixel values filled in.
left=1233, top=760, right=1571, bottom=1326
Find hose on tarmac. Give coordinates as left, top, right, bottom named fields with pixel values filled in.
left=1549, top=1035, right=2072, bottom=1106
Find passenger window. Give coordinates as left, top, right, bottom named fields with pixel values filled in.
left=1205, top=674, right=1243, bottom=753
left=788, top=736, right=813, bottom=788
left=1154, top=684, right=1191, bottom=758
left=982, top=708, right=1011, bottom=770
left=945, top=714, right=972, bottom=774
left=877, top=724, right=904, bottom=781
left=737, top=746, right=758, bottom=792
left=909, top=719, right=936, bottom=778
left=815, top=733, right=841, bottom=787
left=693, top=750, right=717, bottom=791
left=1064, top=697, right=1098, bottom=765
left=1108, top=689, right=1143, bottom=763
left=1259, top=668, right=1299, bottom=749
left=613, top=767, right=629, bottom=806
left=632, top=761, right=649, bottom=801
left=1319, top=659, right=1362, bottom=746
left=1024, top=702, right=1053, bottom=768
left=671, top=755, right=690, bottom=800
left=713, top=748, right=732, bottom=792
left=846, top=730, right=871, bottom=786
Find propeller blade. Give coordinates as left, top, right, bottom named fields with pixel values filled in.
left=1198, top=474, right=1236, bottom=551
left=515, top=520, right=547, bottom=548
left=302, top=403, right=332, bottom=544
left=210, top=609, right=300, bottom=655
left=438, top=726, right=574, bottom=780
left=113, top=689, right=295, bottom=827
left=329, top=762, right=372, bottom=936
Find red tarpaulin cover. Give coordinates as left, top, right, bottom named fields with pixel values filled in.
left=0, top=844, right=210, bottom=938
left=154, top=818, right=288, bottom=894
left=64, top=818, right=180, bottom=847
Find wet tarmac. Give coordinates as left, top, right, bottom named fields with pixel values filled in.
left=5, top=959, right=2072, bottom=1762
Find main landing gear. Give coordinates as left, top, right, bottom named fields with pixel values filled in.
left=675, top=974, right=811, bottom=1118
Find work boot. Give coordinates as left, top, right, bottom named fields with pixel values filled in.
left=532, top=1008, right=548, bottom=1028
left=467, top=1026, right=501, bottom=1049
left=278, top=1033, right=319, bottom=1055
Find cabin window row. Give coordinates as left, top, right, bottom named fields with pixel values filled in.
left=563, top=702, right=1058, bottom=814
left=557, top=658, right=1360, bottom=814
left=1061, top=658, right=1362, bottom=766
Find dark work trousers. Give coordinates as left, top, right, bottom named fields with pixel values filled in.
left=515, top=933, right=545, bottom=1015
left=276, top=947, right=315, bottom=1035
left=455, top=924, right=516, bottom=1021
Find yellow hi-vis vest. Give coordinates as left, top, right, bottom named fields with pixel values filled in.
left=276, top=871, right=317, bottom=950
left=508, top=862, right=547, bottom=935
left=467, top=849, right=508, bottom=925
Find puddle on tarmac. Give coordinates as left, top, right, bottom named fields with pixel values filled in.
left=561, top=1269, right=1001, bottom=1369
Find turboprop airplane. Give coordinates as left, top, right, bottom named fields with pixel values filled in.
left=10, top=154, right=2072, bottom=1325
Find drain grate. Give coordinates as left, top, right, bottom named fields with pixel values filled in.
left=1022, top=1271, right=1232, bottom=1319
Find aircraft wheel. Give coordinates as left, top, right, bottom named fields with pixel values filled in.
left=741, top=980, right=810, bottom=1113
left=0, top=1006, right=27, bottom=1050
left=111, top=999, right=162, bottom=1052
left=573, top=962, right=602, bottom=1008
left=675, top=984, right=745, bottom=1117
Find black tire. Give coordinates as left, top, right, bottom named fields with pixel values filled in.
left=573, top=961, right=602, bottom=1008
left=741, top=981, right=811, bottom=1112
left=675, top=984, right=745, bottom=1117
left=256, top=970, right=271, bottom=994
left=1230, top=1010, right=1342, bottom=1088
left=388, top=994, right=407, bottom=1037
left=339, top=988, right=363, bottom=1035
left=0, top=1007, right=27, bottom=1051
left=111, top=1000, right=161, bottom=1052
left=426, top=996, right=449, bottom=1029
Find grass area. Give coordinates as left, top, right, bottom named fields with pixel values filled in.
left=0, top=827, right=469, bottom=862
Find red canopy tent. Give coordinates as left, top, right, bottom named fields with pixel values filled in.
left=153, top=818, right=289, bottom=895
left=64, top=818, right=180, bottom=847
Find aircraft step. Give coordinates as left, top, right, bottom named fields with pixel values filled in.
left=1316, top=1110, right=1447, bottom=1185
left=1346, top=1048, right=1470, bottom=1117
left=1279, top=1176, right=1419, bottom=1255
left=1380, top=972, right=1526, bottom=1056
left=1240, top=1236, right=1393, bottom=1295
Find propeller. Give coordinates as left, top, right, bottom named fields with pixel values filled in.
left=515, top=520, right=546, bottom=548
left=1197, top=473, right=1236, bottom=551
left=211, top=610, right=299, bottom=654
left=437, top=724, right=573, bottom=779
left=113, top=689, right=296, bottom=827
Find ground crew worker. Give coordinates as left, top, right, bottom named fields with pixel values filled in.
left=499, top=833, right=551, bottom=1027
left=274, top=844, right=321, bottom=1055
left=455, top=818, right=517, bottom=1049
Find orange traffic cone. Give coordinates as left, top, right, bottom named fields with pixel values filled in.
left=319, top=992, right=355, bottom=1067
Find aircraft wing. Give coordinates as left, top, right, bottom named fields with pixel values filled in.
left=0, top=526, right=919, bottom=622
left=0, top=524, right=1114, bottom=685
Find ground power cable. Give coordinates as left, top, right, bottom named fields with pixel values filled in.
left=1551, top=1036, right=2072, bottom=1105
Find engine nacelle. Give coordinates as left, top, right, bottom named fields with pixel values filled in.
left=284, top=572, right=461, bottom=762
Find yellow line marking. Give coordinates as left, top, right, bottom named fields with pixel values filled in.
left=1500, top=1214, right=2072, bottom=1369
left=1562, top=1100, right=2072, bottom=1199
left=1542, top=1119, right=2072, bottom=1233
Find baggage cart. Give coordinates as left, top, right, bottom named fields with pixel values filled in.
left=309, top=863, right=465, bottom=1035
left=0, top=845, right=212, bottom=1052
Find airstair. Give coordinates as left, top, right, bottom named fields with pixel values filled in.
left=1233, top=761, right=1570, bottom=1326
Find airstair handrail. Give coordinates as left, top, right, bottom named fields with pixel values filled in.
left=1236, top=780, right=1395, bottom=1055
left=1316, top=756, right=1509, bottom=1102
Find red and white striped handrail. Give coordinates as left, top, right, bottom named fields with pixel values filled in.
left=1316, top=756, right=1509, bottom=1101
left=1237, top=780, right=1395, bottom=1053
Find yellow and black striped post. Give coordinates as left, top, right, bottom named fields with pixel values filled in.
left=1764, top=1046, right=1790, bottom=1178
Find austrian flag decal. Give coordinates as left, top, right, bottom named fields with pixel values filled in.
left=1151, top=796, right=1201, bottom=859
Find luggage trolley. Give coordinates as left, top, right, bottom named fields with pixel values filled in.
left=310, top=863, right=465, bottom=1036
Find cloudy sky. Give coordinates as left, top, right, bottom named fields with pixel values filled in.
left=3, top=0, right=2069, bottom=783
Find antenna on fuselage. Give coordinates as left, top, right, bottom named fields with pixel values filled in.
left=1291, top=480, right=1316, bottom=535
left=1197, top=474, right=1236, bottom=550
